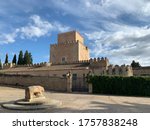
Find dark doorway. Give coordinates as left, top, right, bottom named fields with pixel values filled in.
left=72, top=77, right=89, bottom=92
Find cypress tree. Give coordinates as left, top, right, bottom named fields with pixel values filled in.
left=0, top=59, right=2, bottom=69
left=18, top=50, right=24, bottom=65
left=28, top=52, right=33, bottom=64
left=23, top=50, right=30, bottom=65
left=5, top=53, right=8, bottom=64
left=12, top=54, right=17, bottom=64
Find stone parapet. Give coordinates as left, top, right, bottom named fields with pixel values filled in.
left=89, top=57, right=109, bottom=68
left=2, top=62, right=51, bottom=69
left=107, top=64, right=133, bottom=76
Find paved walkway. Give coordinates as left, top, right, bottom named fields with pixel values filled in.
left=0, top=86, right=150, bottom=113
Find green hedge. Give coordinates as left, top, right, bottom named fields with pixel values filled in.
left=89, top=76, right=150, bottom=97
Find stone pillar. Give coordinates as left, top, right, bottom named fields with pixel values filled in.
left=88, top=83, right=93, bottom=94
left=66, top=71, right=72, bottom=93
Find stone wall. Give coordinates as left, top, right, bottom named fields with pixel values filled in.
left=1, top=68, right=90, bottom=78
left=90, top=57, right=109, bottom=68
left=78, top=41, right=90, bottom=61
left=50, top=41, right=78, bottom=64
left=3, top=63, right=15, bottom=69
left=0, top=74, right=67, bottom=92
left=133, top=67, right=150, bottom=76
left=107, top=65, right=133, bottom=76
left=3, top=62, right=51, bottom=69
left=58, top=31, right=84, bottom=44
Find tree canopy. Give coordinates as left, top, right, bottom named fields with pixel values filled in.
left=0, top=59, right=2, bottom=69
left=23, top=50, right=33, bottom=64
left=17, top=50, right=24, bottom=65
left=12, top=54, right=17, bottom=64
left=28, top=52, right=33, bottom=64
left=0, top=50, right=33, bottom=67
left=4, top=54, right=8, bottom=64
left=131, top=60, right=141, bottom=68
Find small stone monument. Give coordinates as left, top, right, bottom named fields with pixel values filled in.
left=25, top=85, right=45, bottom=102
left=1, top=85, right=61, bottom=110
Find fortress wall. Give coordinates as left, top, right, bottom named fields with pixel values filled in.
left=75, top=31, right=84, bottom=43
left=50, top=42, right=78, bottom=64
left=133, top=67, right=150, bottom=76
left=89, top=58, right=109, bottom=68
left=2, top=68, right=90, bottom=78
left=58, top=31, right=84, bottom=44
left=78, top=42, right=90, bottom=61
left=0, top=74, right=67, bottom=92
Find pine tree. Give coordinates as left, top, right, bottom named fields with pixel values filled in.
left=12, top=54, right=17, bottom=64
left=131, top=60, right=141, bottom=68
left=18, top=50, right=24, bottom=65
left=5, top=54, right=8, bottom=64
left=23, top=50, right=30, bottom=65
left=0, top=59, right=2, bottom=69
left=28, top=52, right=33, bottom=64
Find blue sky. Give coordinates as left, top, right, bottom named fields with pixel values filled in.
left=0, top=0, right=150, bottom=66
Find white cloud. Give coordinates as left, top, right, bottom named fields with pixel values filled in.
left=53, top=22, right=70, bottom=32
left=19, top=15, right=54, bottom=38
left=142, top=3, right=150, bottom=16
left=50, top=0, right=150, bottom=36
left=0, top=15, right=70, bottom=44
left=85, top=24, right=150, bottom=66
left=51, top=0, right=150, bottom=19
left=0, top=32, right=17, bottom=44
left=19, top=15, right=70, bottom=39
left=0, top=0, right=150, bottom=65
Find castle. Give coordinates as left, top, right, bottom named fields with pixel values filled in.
left=49, top=31, right=133, bottom=77
left=0, top=31, right=133, bottom=77
left=0, top=31, right=136, bottom=92
left=50, top=31, right=90, bottom=64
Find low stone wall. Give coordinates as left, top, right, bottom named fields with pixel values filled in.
left=0, top=74, right=67, bottom=92
left=133, top=67, right=150, bottom=76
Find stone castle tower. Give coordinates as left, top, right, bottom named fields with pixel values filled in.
left=50, top=31, right=90, bottom=64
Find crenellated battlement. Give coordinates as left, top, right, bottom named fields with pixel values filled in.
left=2, top=57, right=109, bottom=69
left=3, top=63, right=15, bottom=69
left=89, top=57, right=109, bottom=68
left=2, top=62, right=51, bottom=69
left=58, top=31, right=84, bottom=44
left=51, top=57, right=109, bottom=67
left=107, top=64, right=133, bottom=76
left=32, top=62, right=51, bottom=67
left=89, top=57, right=109, bottom=63
left=51, top=40, right=80, bottom=48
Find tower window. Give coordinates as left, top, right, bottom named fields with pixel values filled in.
left=62, top=57, right=67, bottom=63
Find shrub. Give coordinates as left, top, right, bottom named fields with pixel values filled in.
left=89, top=76, right=150, bottom=97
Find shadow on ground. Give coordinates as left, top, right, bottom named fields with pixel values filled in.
left=49, top=101, right=150, bottom=113
left=1, top=100, right=150, bottom=113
